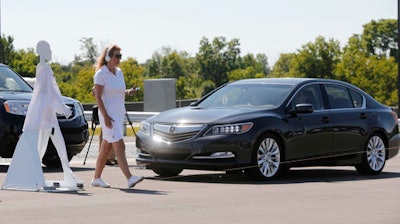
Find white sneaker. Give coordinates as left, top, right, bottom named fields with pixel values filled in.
left=128, top=176, right=144, bottom=188
left=91, top=178, right=110, bottom=188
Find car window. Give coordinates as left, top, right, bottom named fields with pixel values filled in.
left=292, top=84, right=324, bottom=110
left=0, top=66, right=33, bottom=92
left=349, top=88, right=363, bottom=108
left=198, top=83, right=293, bottom=108
left=325, top=84, right=354, bottom=109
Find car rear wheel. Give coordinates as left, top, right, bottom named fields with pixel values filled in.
left=152, top=165, right=183, bottom=177
left=355, top=134, right=386, bottom=175
left=246, top=134, right=282, bottom=180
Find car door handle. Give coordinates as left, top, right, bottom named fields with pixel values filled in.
left=359, top=113, right=367, bottom=119
left=321, top=116, right=330, bottom=123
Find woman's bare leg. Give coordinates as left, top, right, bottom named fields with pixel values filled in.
left=94, top=139, right=113, bottom=179
left=112, top=140, right=132, bottom=179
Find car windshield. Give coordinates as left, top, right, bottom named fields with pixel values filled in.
left=0, top=66, right=33, bottom=92
left=197, top=83, right=294, bottom=108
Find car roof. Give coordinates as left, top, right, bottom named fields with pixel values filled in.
left=229, top=77, right=350, bottom=86
left=230, top=78, right=313, bottom=85
left=228, top=77, right=378, bottom=104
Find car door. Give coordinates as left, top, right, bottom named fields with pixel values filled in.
left=285, top=84, right=334, bottom=160
left=323, top=83, right=368, bottom=154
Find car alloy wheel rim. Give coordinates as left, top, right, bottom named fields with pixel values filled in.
left=257, top=137, right=280, bottom=177
left=366, top=136, right=386, bottom=171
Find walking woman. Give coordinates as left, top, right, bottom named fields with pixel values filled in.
left=91, top=44, right=143, bottom=188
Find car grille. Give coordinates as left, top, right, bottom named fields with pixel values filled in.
left=152, top=123, right=205, bottom=143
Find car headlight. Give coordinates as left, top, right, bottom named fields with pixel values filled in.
left=3, top=100, right=29, bottom=116
left=73, top=101, right=84, bottom=116
left=140, top=121, right=151, bottom=134
left=204, top=122, right=253, bottom=136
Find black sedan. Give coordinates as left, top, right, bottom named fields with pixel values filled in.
left=0, top=63, right=89, bottom=167
left=136, top=78, right=400, bottom=180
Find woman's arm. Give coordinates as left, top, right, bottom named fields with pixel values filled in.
left=94, top=84, right=114, bottom=128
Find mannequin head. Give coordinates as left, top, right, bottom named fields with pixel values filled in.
left=36, top=40, right=52, bottom=63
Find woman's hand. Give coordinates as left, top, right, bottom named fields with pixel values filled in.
left=104, top=114, right=114, bottom=129
left=126, top=86, right=140, bottom=96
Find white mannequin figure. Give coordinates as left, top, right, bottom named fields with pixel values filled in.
left=2, top=40, right=81, bottom=191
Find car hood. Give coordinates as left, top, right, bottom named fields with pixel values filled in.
left=0, top=91, right=76, bottom=102
left=147, top=106, right=270, bottom=124
left=0, top=91, right=33, bottom=100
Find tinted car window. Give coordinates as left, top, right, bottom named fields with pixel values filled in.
left=325, top=84, right=354, bottom=109
left=198, top=84, right=293, bottom=108
left=0, top=66, right=33, bottom=92
left=349, top=88, right=363, bottom=108
left=292, top=84, right=324, bottom=110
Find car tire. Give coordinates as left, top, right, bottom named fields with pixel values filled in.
left=42, top=153, right=73, bottom=168
left=245, top=133, right=283, bottom=180
left=355, top=133, right=386, bottom=175
left=152, top=166, right=183, bottom=177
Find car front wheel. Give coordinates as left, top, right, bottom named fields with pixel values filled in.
left=356, top=134, right=386, bottom=175
left=246, top=134, right=282, bottom=180
left=152, top=165, right=183, bottom=177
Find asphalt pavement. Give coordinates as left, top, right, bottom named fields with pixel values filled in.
left=1, top=136, right=400, bottom=224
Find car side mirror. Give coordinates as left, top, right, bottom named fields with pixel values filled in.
left=190, top=102, right=197, bottom=106
left=294, top=103, right=314, bottom=114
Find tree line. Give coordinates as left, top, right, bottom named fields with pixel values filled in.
left=0, top=19, right=397, bottom=106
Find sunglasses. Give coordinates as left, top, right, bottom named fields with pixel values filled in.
left=114, top=54, right=122, bottom=59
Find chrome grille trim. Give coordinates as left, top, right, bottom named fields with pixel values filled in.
left=152, top=123, right=206, bottom=142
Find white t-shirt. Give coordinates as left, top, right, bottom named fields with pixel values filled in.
left=93, top=65, right=126, bottom=142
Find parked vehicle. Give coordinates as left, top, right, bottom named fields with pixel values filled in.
left=136, top=78, right=400, bottom=180
left=0, top=63, right=88, bottom=167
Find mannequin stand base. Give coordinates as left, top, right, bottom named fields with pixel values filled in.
left=41, top=180, right=84, bottom=192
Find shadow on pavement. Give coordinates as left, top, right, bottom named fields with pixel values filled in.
left=119, top=187, right=171, bottom=195
left=146, top=168, right=400, bottom=185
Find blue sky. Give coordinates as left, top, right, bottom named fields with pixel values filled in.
left=1, top=0, right=397, bottom=65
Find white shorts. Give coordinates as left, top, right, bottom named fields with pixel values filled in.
left=100, top=118, right=124, bottom=143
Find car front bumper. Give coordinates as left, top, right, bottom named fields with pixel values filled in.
left=135, top=131, right=254, bottom=170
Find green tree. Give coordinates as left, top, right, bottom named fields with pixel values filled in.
left=336, top=54, right=396, bottom=105
left=228, top=53, right=268, bottom=81
left=271, top=36, right=341, bottom=79
left=145, top=50, right=163, bottom=78
left=196, top=36, right=241, bottom=87
left=144, top=47, right=192, bottom=79
left=0, top=35, right=15, bottom=65
left=336, top=20, right=398, bottom=106
left=362, top=19, right=398, bottom=60
left=256, top=53, right=271, bottom=75
left=143, top=47, right=204, bottom=99
left=120, top=57, right=145, bottom=102
left=292, top=36, right=342, bottom=78
left=144, top=46, right=174, bottom=78
left=77, top=37, right=98, bottom=64
left=73, top=65, right=96, bottom=102
left=270, top=53, right=296, bottom=77
left=162, top=51, right=187, bottom=79
left=11, top=48, right=38, bottom=77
